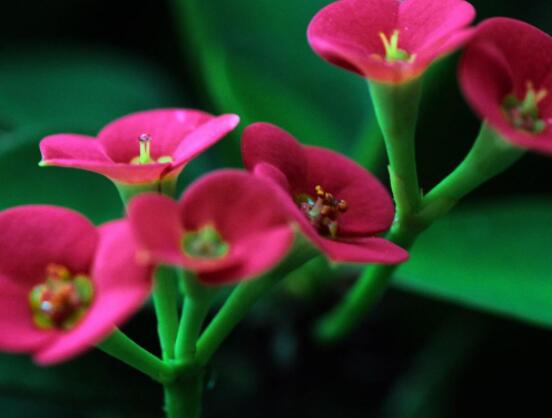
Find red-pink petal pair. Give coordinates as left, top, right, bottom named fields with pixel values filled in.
left=127, top=171, right=296, bottom=285
left=0, top=172, right=296, bottom=365
left=308, top=0, right=476, bottom=84
left=242, top=123, right=408, bottom=265
left=0, top=206, right=152, bottom=365
left=40, top=109, right=240, bottom=185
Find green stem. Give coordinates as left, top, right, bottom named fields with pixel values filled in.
left=115, top=181, right=161, bottom=204
left=153, top=266, right=180, bottom=360
left=195, top=234, right=318, bottom=366
left=315, top=225, right=418, bottom=344
left=195, top=273, right=280, bottom=367
left=369, top=78, right=423, bottom=217
left=164, top=371, right=205, bottom=418
left=420, top=122, right=524, bottom=220
left=175, top=274, right=215, bottom=361
left=97, top=328, right=173, bottom=383
left=316, top=123, right=524, bottom=343
left=175, top=297, right=213, bottom=361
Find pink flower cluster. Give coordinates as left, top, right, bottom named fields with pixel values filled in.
left=2, top=0, right=549, bottom=370
left=308, top=0, right=552, bottom=154
left=0, top=106, right=404, bottom=364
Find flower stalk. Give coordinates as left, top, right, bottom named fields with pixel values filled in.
left=175, top=273, right=216, bottom=361
left=164, top=371, right=205, bottom=418
left=369, top=78, right=423, bottom=219
left=316, top=103, right=523, bottom=343
left=153, top=266, right=181, bottom=360
left=97, top=329, right=174, bottom=384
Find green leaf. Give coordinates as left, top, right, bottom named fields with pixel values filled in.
left=172, top=0, right=372, bottom=162
left=0, top=44, right=182, bottom=132
left=395, top=199, right=552, bottom=328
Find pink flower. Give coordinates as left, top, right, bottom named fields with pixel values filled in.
left=127, top=170, right=295, bottom=284
left=241, top=123, right=408, bottom=264
left=459, top=18, right=552, bottom=154
left=40, top=109, right=239, bottom=185
left=307, top=0, right=475, bottom=84
left=0, top=206, right=152, bottom=365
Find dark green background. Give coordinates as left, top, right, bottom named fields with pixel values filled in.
left=0, top=0, right=551, bottom=417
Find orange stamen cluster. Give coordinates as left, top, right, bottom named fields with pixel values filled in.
left=297, top=185, right=348, bottom=238
left=28, top=263, right=93, bottom=330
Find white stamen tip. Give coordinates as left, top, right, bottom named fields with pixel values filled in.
left=139, top=133, right=152, bottom=143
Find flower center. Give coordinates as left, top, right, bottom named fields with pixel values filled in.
left=502, top=82, right=548, bottom=135
left=295, top=185, right=347, bottom=239
left=28, top=264, right=94, bottom=330
left=182, top=225, right=229, bottom=259
left=377, top=30, right=415, bottom=63
left=130, top=133, right=173, bottom=165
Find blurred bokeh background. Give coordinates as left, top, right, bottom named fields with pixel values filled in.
left=1, top=0, right=551, bottom=417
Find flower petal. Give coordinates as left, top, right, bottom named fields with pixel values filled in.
left=40, top=134, right=111, bottom=164
left=459, top=18, right=552, bottom=153
left=34, top=221, right=153, bottom=365
left=399, top=0, right=475, bottom=51
left=242, top=123, right=308, bottom=191
left=318, top=236, right=409, bottom=264
left=98, top=109, right=215, bottom=163
left=252, top=162, right=293, bottom=192
left=0, top=206, right=98, bottom=285
left=303, top=146, right=395, bottom=236
left=44, top=160, right=171, bottom=185
left=307, top=0, right=398, bottom=78
left=180, top=170, right=291, bottom=240
left=128, top=193, right=241, bottom=273
left=127, top=194, right=186, bottom=266
left=413, top=28, right=475, bottom=75
left=178, top=170, right=294, bottom=282
left=308, top=0, right=475, bottom=83
left=171, top=114, right=240, bottom=168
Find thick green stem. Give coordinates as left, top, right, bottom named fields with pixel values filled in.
left=315, top=225, right=419, bottom=344
left=153, top=266, right=180, bottom=360
left=97, top=328, right=173, bottom=383
left=175, top=274, right=215, bottom=361
left=369, top=79, right=423, bottom=217
left=316, top=123, right=524, bottom=343
left=195, top=235, right=317, bottom=366
left=195, top=274, right=280, bottom=367
left=164, top=371, right=205, bottom=418
left=115, top=181, right=161, bottom=204
left=176, top=297, right=212, bottom=361
left=420, top=122, right=524, bottom=220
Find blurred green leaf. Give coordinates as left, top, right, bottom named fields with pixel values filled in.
left=395, top=198, right=552, bottom=328
left=0, top=45, right=187, bottom=222
left=0, top=44, right=182, bottom=133
left=172, top=0, right=372, bottom=163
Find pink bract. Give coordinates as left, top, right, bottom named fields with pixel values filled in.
left=459, top=17, right=552, bottom=154
left=242, top=122, right=408, bottom=265
left=127, top=170, right=295, bottom=284
left=0, top=206, right=152, bottom=365
left=40, top=109, right=240, bottom=185
left=308, top=0, right=475, bottom=84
